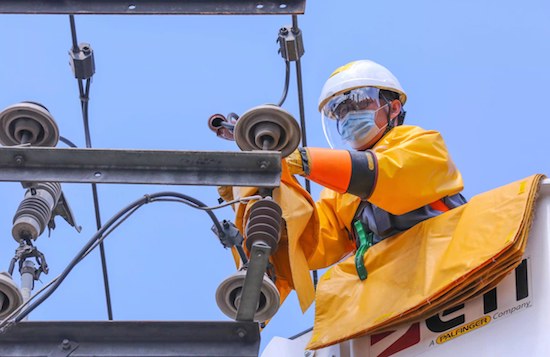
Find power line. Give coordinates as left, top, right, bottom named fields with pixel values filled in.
left=6, top=191, right=240, bottom=325
left=69, top=14, right=114, bottom=320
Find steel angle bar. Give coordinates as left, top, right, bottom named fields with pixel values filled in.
left=0, top=321, right=260, bottom=357
left=0, top=147, right=281, bottom=187
left=0, top=0, right=305, bottom=15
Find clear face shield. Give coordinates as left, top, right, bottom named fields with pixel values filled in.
left=321, top=87, right=388, bottom=150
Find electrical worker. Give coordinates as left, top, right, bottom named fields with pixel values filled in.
left=286, top=59, right=467, bottom=274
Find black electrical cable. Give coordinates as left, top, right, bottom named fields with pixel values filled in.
left=12, top=191, right=234, bottom=323
left=277, top=60, right=291, bottom=107
left=81, top=204, right=144, bottom=261
left=59, top=136, right=78, bottom=148
left=81, top=78, right=92, bottom=147
left=58, top=138, right=123, bottom=267
left=80, top=193, right=238, bottom=277
left=69, top=15, right=79, bottom=53
left=69, top=15, right=114, bottom=320
left=149, top=197, right=248, bottom=264
left=291, top=15, right=317, bottom=288
left=14, top=195, right=149, bottom=322
left=91, top=184, right=114, bottom=320
left=291, top=16, right=309, bottom=168
left=166, top=192, right=225, bottom=234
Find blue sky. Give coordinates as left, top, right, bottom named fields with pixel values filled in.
left=0, top=0, right=549, bottom=353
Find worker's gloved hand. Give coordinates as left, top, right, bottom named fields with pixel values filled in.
left=285, top=148, right=308, bottom=176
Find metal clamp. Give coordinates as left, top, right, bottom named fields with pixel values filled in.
left=9, top=241, right=48, bottom=278
left=277, top=25, right=304, bottom=62
left=69, top=43, right=95, bottom=80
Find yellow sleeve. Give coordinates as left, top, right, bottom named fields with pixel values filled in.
left=369, top=125, right=464, bottom=215
left=306, top=189, right=359, bottom=270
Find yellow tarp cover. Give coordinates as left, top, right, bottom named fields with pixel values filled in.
left=307, top=174, right=544, bottom=350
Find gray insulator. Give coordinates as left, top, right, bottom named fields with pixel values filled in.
left=245, top=199, right=282, bottom=251
left=0, top=101, right=59, bottom=147
left=12, top=182, right=62, bottom=242
left=215, top=270, right=280, bottom=323
left=0, top=272, right=23, bottom=320
left=233, top=105, right=301, bottom=158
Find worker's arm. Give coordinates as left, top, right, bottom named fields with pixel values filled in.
left=287, top=147, right=376, bottom=198
left=306, top=189, right=358, bottom=270
left=287, top=125, right=464, bottom=215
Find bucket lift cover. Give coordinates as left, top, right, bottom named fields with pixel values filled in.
left=307, top=174, right=544, bottom=349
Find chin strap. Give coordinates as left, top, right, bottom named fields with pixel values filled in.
left=382, top=95, right=396, bottom=135
left=398, top=109, right=407, bottom=125
left=380, top=94, right=404, bottom=135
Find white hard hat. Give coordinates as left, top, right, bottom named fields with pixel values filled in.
left=318, top=60, right=407, bottom=112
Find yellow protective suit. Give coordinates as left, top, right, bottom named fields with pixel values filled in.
left=307, top=174, right=543, bottom=349
left=225, top=125, right=463, bottom=314
left=306, top=125, right=464, bottom=269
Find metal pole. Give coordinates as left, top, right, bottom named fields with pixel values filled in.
left=20, top=260, right=36, bottom=321
left=20, top=261, right=35, bottom=303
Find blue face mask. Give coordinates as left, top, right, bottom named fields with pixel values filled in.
left=338, top=107, right=387, bottom=149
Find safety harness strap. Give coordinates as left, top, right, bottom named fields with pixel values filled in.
left=429, top=199, right=450, bottom=212
left=354, top=220, right=372, bottom=281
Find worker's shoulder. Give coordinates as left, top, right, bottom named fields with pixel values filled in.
left=375, top=125, right=445, bottom=150
left=388, top=124, right=444, bottom=140
left=395, top=124, right=440, bottom=134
